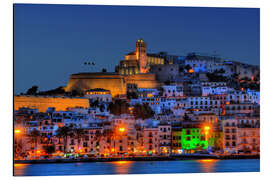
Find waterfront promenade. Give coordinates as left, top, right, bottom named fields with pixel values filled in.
left=14, top=154, right=259, bottom=164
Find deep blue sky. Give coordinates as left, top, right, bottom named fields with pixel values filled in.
left=14, top=4, right=260, bottom=94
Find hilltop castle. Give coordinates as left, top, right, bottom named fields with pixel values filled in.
left=115, top=38, right=165, bottom=75
left=65, top=38, right=259, bottom=98
left=65, top=38, right=161, bottom=97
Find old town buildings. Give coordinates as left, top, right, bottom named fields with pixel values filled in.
left=14, top=39, right=260, bottom=159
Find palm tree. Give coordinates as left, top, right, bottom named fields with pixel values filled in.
left=56, top=125, right=72, bottom=153
left=72, top=128, right=85, bottom=153
left=28, top=129, right=40, bottom=157
left=43, top=145, right=55, bottom=157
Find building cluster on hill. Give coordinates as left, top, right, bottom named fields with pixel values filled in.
left=14, top=39, right=260, bottom=159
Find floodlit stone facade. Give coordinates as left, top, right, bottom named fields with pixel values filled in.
left=14, top=96, right=90, bottom=112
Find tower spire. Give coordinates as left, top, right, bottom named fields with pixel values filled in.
left=136, top=38, right=148, bottom=73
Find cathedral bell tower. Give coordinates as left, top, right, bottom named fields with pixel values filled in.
left=136, top=38, right=148, bottom=73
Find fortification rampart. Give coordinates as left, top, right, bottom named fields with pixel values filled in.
left=14, top=96, right=90, bottom=112
left=65, top=72, right=159, bottom=97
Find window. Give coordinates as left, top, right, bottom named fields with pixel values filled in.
left=71, top=139, right=74, bottom=145
left=201, top=143, right=205, bottom=147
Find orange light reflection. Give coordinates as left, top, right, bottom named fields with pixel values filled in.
left=110, top=161, right=133, bottom=174
left=112, top=161, right=131, bottom=165
left=14, top=163, right=28, bottom=168
left=197, top=159, right=219, bottom=173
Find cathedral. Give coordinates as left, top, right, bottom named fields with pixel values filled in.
left=115, top=38, right=165, bottom=75
left=65, top=38, right=163, bottom=97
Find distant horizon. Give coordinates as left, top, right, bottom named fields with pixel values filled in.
left=14, top=4, right=260, bottom=94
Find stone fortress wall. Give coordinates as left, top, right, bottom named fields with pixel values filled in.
left=14, top=96, right=90, bottom=112
left=65, top=72, right=159, bottom=97
left=65, top=73, right=126, bottom=97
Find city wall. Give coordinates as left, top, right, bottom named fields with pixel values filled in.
left=14, top=96, right=90, bottom=112
left=65, top=72, right=159, bottom=97
left=65, top=73, right=126, bottom=97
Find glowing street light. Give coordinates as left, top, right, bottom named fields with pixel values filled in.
left=204, top=125, right=211, bottom=136
left=119, top=127, right=125, bottom=133
left=14, top=129, right=21, bottom=134
left=203, top=125, right=211, bottom=149
left=204, top=126, right=210, bottom=132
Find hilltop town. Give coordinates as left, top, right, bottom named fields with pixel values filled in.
left=14, top=39, right=260, bottom=160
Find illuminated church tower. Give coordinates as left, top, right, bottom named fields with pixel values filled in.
left=136, top=38, right=148, bottom=73
left=116, top=38, right=164, bottom=75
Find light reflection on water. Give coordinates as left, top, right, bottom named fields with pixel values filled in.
left=196, top=159, right=218, bottom=173
left=109, top=161, right=133, bottom=174
left=14, top=159, right=259, bottom=176
left=13, top=164, right=29, bottom=176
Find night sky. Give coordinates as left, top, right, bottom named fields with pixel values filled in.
left=14, top=4, right=260, bottom=94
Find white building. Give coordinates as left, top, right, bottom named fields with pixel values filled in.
left=85, top=88, right=112, bottom=102
left=137, top=88, right=159, bottom=98
left=143, top=127, right=159, bottom=155
left=186, top=96, right=221, bottom=110
left=246, top=89, right=260, bottom=104
left=201, top=82, right=230, bottom=96
left=226, top=90, right=259, bottom=104
left=162, top=85, right=184, bottom=97
left=130, top=97, right=179, bottom=114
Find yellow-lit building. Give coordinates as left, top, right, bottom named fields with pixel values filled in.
left=85, top=88, right=112, bottom=102
left=65, top=72, right=159, bottom=97
left=14, top=95, right=90, bottom=112
left=116, top=38, right=164, bottom=75
left=65, top=39, right=167, bottom=97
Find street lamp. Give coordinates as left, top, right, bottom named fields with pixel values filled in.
left=203, top=125, right=211, bottom=152
left=204, top=126, right=210, bottom=133
left=14, top=129, right=21, bottom=134
left=14, top=129, right=22, bottom=159
left=119, top=127, right=125, bottom=133
left=204, top=125, right=211, bottom=139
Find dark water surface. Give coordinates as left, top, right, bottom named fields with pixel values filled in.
left=14, top=159, right=260, bottom=176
